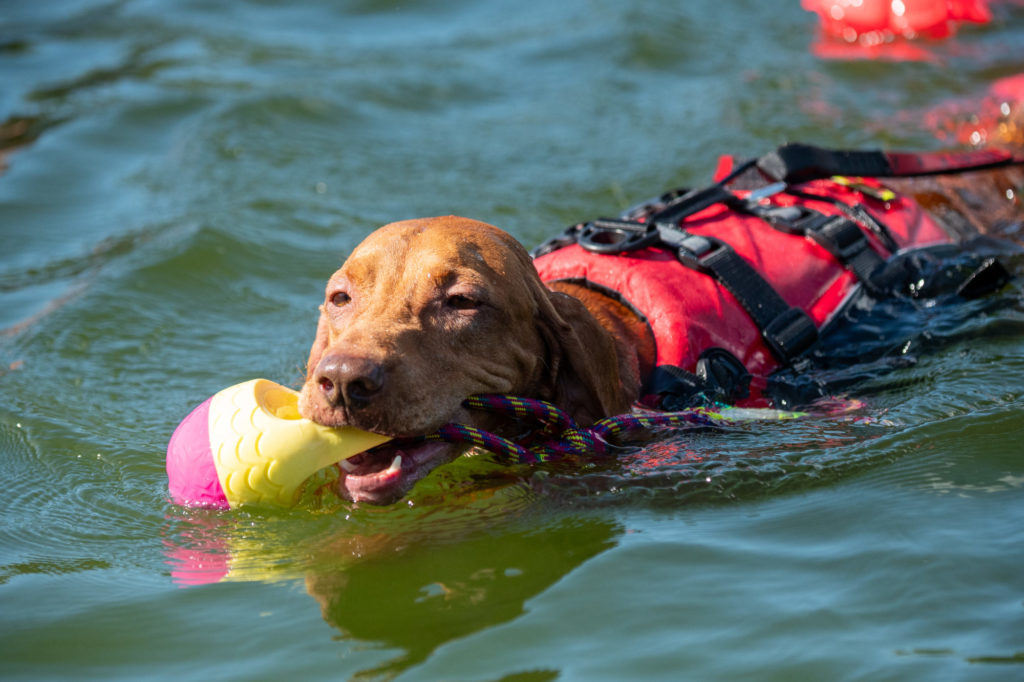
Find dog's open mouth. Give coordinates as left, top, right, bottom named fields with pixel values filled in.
left=335, top=438, right=456, bottom=504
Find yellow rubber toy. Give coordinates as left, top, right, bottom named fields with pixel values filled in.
left=167, top=379, right=391, bottom=509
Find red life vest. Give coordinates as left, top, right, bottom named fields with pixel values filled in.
left=533, top=156, right=955, bottom=404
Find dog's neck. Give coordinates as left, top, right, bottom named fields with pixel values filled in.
left=546, top=280, right=656, bottom=403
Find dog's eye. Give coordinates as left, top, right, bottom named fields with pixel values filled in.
left=445, top=294, right=479, bottom=311
left=330, top=291, right=351, bottom=306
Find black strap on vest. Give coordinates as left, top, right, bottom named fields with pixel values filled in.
left=739, top=202, right=887, bottom=294
left=609, top=219, right=820, bottom=362
left=676, top=234, right=818, bottom=360
left=786, top=186, right=902, bottom=254
left=757, top=143, right=1018, bottom=184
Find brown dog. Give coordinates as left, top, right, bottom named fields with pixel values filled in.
left=297, top=216, right=636, bottom=503
left=298, top=158, right=1024, bottom=504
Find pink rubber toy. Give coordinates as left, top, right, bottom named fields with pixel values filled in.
left=167, top=379, right=390, bottom=509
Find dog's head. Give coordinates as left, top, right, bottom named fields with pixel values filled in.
left=298, top=216, right=626, bottom=503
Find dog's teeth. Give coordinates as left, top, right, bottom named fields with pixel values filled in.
left=341, top=454, right=401, bottom=475
left=386, top=455, right=402, bottom=474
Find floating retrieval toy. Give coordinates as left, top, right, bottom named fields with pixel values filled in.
left=166, top=379, right=390, bottom=509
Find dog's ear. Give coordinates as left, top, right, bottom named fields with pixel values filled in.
left=534, top=288, right=630, bottom=426
left=305, top=306, right=329, bottom=381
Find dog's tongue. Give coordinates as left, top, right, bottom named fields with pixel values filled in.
left=339, top=448, right=403, bottom=475
left=336, top=440, right=451, bottom=504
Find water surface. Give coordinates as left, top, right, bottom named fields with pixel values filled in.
left=2, top=1, right=1024, bottom=679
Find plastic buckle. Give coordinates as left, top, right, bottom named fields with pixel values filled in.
left=745, top=181, right=788, bottom=203
left=662, top=227, right=724, bottom=273
left=762, top=307, right=818, bottom=360
left=696, top=347, right=752, bottom=403
left=956, top=257, right=1011, bottom=299
left=578, top=218, right=659, bottom=254
left=643, top=364, right=705, bottom=410
left=810, top=216, right=869, bottom=262
left=758, top=205, right=818, bottom=235
left=531, top=224, right=582, bottom=258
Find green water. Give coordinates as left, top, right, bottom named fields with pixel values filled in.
left=2, top=1, right=1024, bottom=679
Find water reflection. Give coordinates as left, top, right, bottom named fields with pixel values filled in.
left=165, top=504, right=619, bottom=679
left=307, top=517, right=617, bottom=678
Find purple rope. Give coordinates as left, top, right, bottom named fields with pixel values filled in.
left=422, top=394, right=722, bottom=463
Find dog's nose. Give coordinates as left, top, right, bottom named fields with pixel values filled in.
left=315, top=354, right=385, bottom=410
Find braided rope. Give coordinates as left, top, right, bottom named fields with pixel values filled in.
left=591, top=408, right=722, bottom=440
left=422, top=423, right=539, bottom=463
left=420, top=394, right=788, bottom=463
left=463, top=394, right=575, bottom=434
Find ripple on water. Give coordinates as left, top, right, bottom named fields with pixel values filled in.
left=0, top=407, right=172, bottom=584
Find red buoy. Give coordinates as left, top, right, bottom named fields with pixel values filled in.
left=802, top=0, right=992, bottom=43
